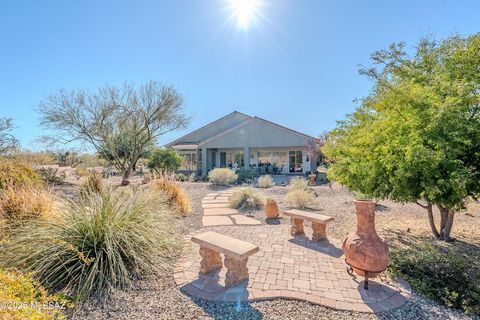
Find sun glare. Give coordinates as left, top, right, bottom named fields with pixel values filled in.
left=228, top=0, right=261, bottom=29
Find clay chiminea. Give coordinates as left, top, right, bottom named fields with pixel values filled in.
left=342, top=200, right=389, bottom=289
left=308, top=174, right=316, bottom=186
left=264, top=198, right=279, bottom=219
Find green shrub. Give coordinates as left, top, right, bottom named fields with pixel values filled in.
left=0, top=189, right=181, bottom=302
left=208, top=168, right=237, bottom=185
left=285, top=189, right=318, bottom=209
left=237, top=168, right=258, bottom=184
left=0, top=160, right=42, bottom=190
left=388, top=243, right=480, bottom=315
left=288, top=176, right=308, bottom=191
left=148, top=148, right=183, bottom=172
left=35, top=167, right=65, bottom=185
left=229, top=188, right=264, bottom=210
left=175, top=173, right=188, bottom=182
left=257, top=175, right=274, bottom=188
left=0, top=269, right=69, bottom=320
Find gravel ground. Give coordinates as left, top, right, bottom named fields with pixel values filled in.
left=70, top=180, right=480, bottom=320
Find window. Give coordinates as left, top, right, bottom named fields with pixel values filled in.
left=178, top=151, right=197, bottom=171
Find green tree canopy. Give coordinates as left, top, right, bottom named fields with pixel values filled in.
left=323, top=33, right=480, bottom=241
left=147, top=148, right=183, bottom=172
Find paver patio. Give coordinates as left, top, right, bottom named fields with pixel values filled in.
left=174, top=224, right=411, bottom=313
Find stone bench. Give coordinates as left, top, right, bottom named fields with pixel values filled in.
left=191, top=231, right=259, bottom=287
left=284, top=209, right=333, bottom=241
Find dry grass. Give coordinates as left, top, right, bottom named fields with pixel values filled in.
left=80, top=172, right=106, bottom=197
left=285, top=189, right=318, bottom=210
left=151, top=176, right=191, bottom=215
left=229, top=188, right=264, bottom=210
left=0, top=160, right=42, bottom=190
left=288, top=176, right=309, bottom=191
left=208, top=168, right=237, bottom=185
left=257, top=175, right=274, bottom=188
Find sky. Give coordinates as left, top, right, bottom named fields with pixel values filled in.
left=0, top=0, right=479, bottom=151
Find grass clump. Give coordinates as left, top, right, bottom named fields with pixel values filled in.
left=285, top=189, right=318, bottom=210
left=0, top=160, right=42, bottom=190
left=0, top=185, right=54, bottom=225
left=288, top=176, right=309, bottom=191
left=151, top=174, right=191, bottom=215
left=0, top=269, right=69, bottom=320
left=79, top=172, right=106, bottom=197
left=388, top=243, right=480, bottom=315
left=208, top=168, right=237, bottom=185
left=257, top=175, right=274, bottom=188
left=229, top=188, right=264, bottom=210
left=0, top=189, right=182, bottom=302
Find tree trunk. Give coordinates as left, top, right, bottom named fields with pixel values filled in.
left=426, top=204, right=440, bottom=239
left=436, top=205, right=455, bottom=242
left=123, top=168, right=131, bottom=179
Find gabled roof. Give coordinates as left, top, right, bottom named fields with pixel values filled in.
left=166, top=111, right=316, bottom=148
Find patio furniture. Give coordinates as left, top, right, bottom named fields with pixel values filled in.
left=284, top=209, right=333, bottom=241
left=191, top=231, right=259, bottom=287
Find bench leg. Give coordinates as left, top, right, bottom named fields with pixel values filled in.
left=290, top=217, right=304, bottom=236
left=312, top=222, right=327, bottom=241
left=199, top=247, right=222, bottom=273
left=224, top=256, right=249, bottom=287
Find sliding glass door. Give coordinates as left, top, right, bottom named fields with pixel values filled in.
left=289, top=151, right=303, bottom=173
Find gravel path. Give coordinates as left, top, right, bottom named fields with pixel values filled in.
left=71, top=181, right=479, bottom=320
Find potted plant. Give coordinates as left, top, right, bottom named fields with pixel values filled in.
left=264, top=198, right=279, bottom=219
left=308, top=171, right=316, bottom=186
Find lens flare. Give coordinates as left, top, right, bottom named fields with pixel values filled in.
left=228, top=0, right=261, bottom=29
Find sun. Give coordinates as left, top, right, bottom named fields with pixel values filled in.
left=228, top=0, right=261, bottom=29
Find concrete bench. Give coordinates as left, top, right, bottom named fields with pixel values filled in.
left=191, top=231, right=259, bottom=287
left=284, top=209, right=333, bottom=241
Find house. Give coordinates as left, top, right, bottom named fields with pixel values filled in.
left=165, top=111, right=318, bottom=176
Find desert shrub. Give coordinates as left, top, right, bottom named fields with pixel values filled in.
left=188, top=172, right=196, bottom=182
left=151, top=179, right=191, bottom=215
left=141, top=171, right=154, bottom=184
left=0, top=160, right=42, bottom=190
left=285, top=189, right=318, bottom=209
left=288, top=176, right=309, bottom=191
left=74, top=167, right=88, bottom=180
left=257, top=175, right=274, bottom=188
left=0, top=185, right=54, bottom=225
left=79, top=172, right=106, bottom=197
left=208, top=168, right=237, bottom=185
left=229, top=188, right=264, bottom=210
left=237, top=168, right=258, bottom=184
left=36, top=167, right=65, bottom=185
left=175, top=173, right=188, bottom=182
left=0, top=269, right=69, bottom=320
left=148, top=148, right=183, bottom=172
left=388, top=243, right=480, bottom=315
left=0, top=189, right=181, bottom=302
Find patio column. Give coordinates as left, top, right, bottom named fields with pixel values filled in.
left=243, top=146, right=250, bottom=169
left=201, top=148, right=208, bottom=176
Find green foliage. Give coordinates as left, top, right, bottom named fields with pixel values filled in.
left=208, top=168, right=237, bottom=185
left=322, top=34, right=480, bottom=240
left=148, top=148, right=183, bottom=172
left=0, top=189, right=181, bottom=302
left=0, top=269, right=68, bottom=320
left=388, top=244, right=480, bottom=315
left=175, top=173, right=188, bottom=182
left=229, top=188, right=264, bottom=210
left=0, top=160, right=42, bottom=190
left=236, top=168, right=259, bottom=184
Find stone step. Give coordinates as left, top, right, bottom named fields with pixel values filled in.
left=202, top=216, right=233, bottom=226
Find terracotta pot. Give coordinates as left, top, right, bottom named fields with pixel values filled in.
left=264, top=199, right=279, bottom=219
left=308, top=174, right=316, bottom=186
left=342, top=200, right=389, bottom=277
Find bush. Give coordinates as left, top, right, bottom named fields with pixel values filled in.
left=188, top=172, right=196, bottom=182
left=257, top=175, right=274, bottom=188
left=388, top=243, right=480, bottom=315
left=0, top=160, right=42, bottom=190
left=288, top=176, right=309, bottom=191
left=208, top=168, right=237, bottom=185
left=36, top=167, right=65, bottom=185
left=229, top=188, right=264, bottom=210
left=0, top=185, right=54, bottom=225
left=148, top=148, right=183, bottom=172
left=237, top=168, right=258, bottom=184
left=285, top=189, right=318, bottom=209
left=0, top=189, right=181, bottom=302
left=175, top=173, right=188, bottom=182
left=152, top=178, right=191, bottom=215
left=0, top=269, right=68, bottom=320
left=79, top=172, right=106, bottom=198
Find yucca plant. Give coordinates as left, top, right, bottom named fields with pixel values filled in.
left=0, top=188, right=181, bottom=302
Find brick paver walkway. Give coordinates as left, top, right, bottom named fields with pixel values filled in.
left=201, top=189, right=261, bottom=226
left=174, top=224, right=411, bottom=313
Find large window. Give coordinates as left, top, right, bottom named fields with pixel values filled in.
left=178, top=151, right=197, bottom=171
left=219, top=151, right=244, bottom=168
left=257, top=150, right=288, bottom=173
left=289, top=150, right=303, bottom=172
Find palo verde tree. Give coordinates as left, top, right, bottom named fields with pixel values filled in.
left=0, top=118, right=19, bottom=156
left=39, top=81, right=189, bottom=179
left=323, top=33, right=480, bottom=241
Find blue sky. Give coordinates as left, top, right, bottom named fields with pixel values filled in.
left=0, top=1, right=478, bottom=150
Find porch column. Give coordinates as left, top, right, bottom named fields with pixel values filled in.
left=202, top=148, right=208, bottom=176
left=243, top=146, right=250, bottom=169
